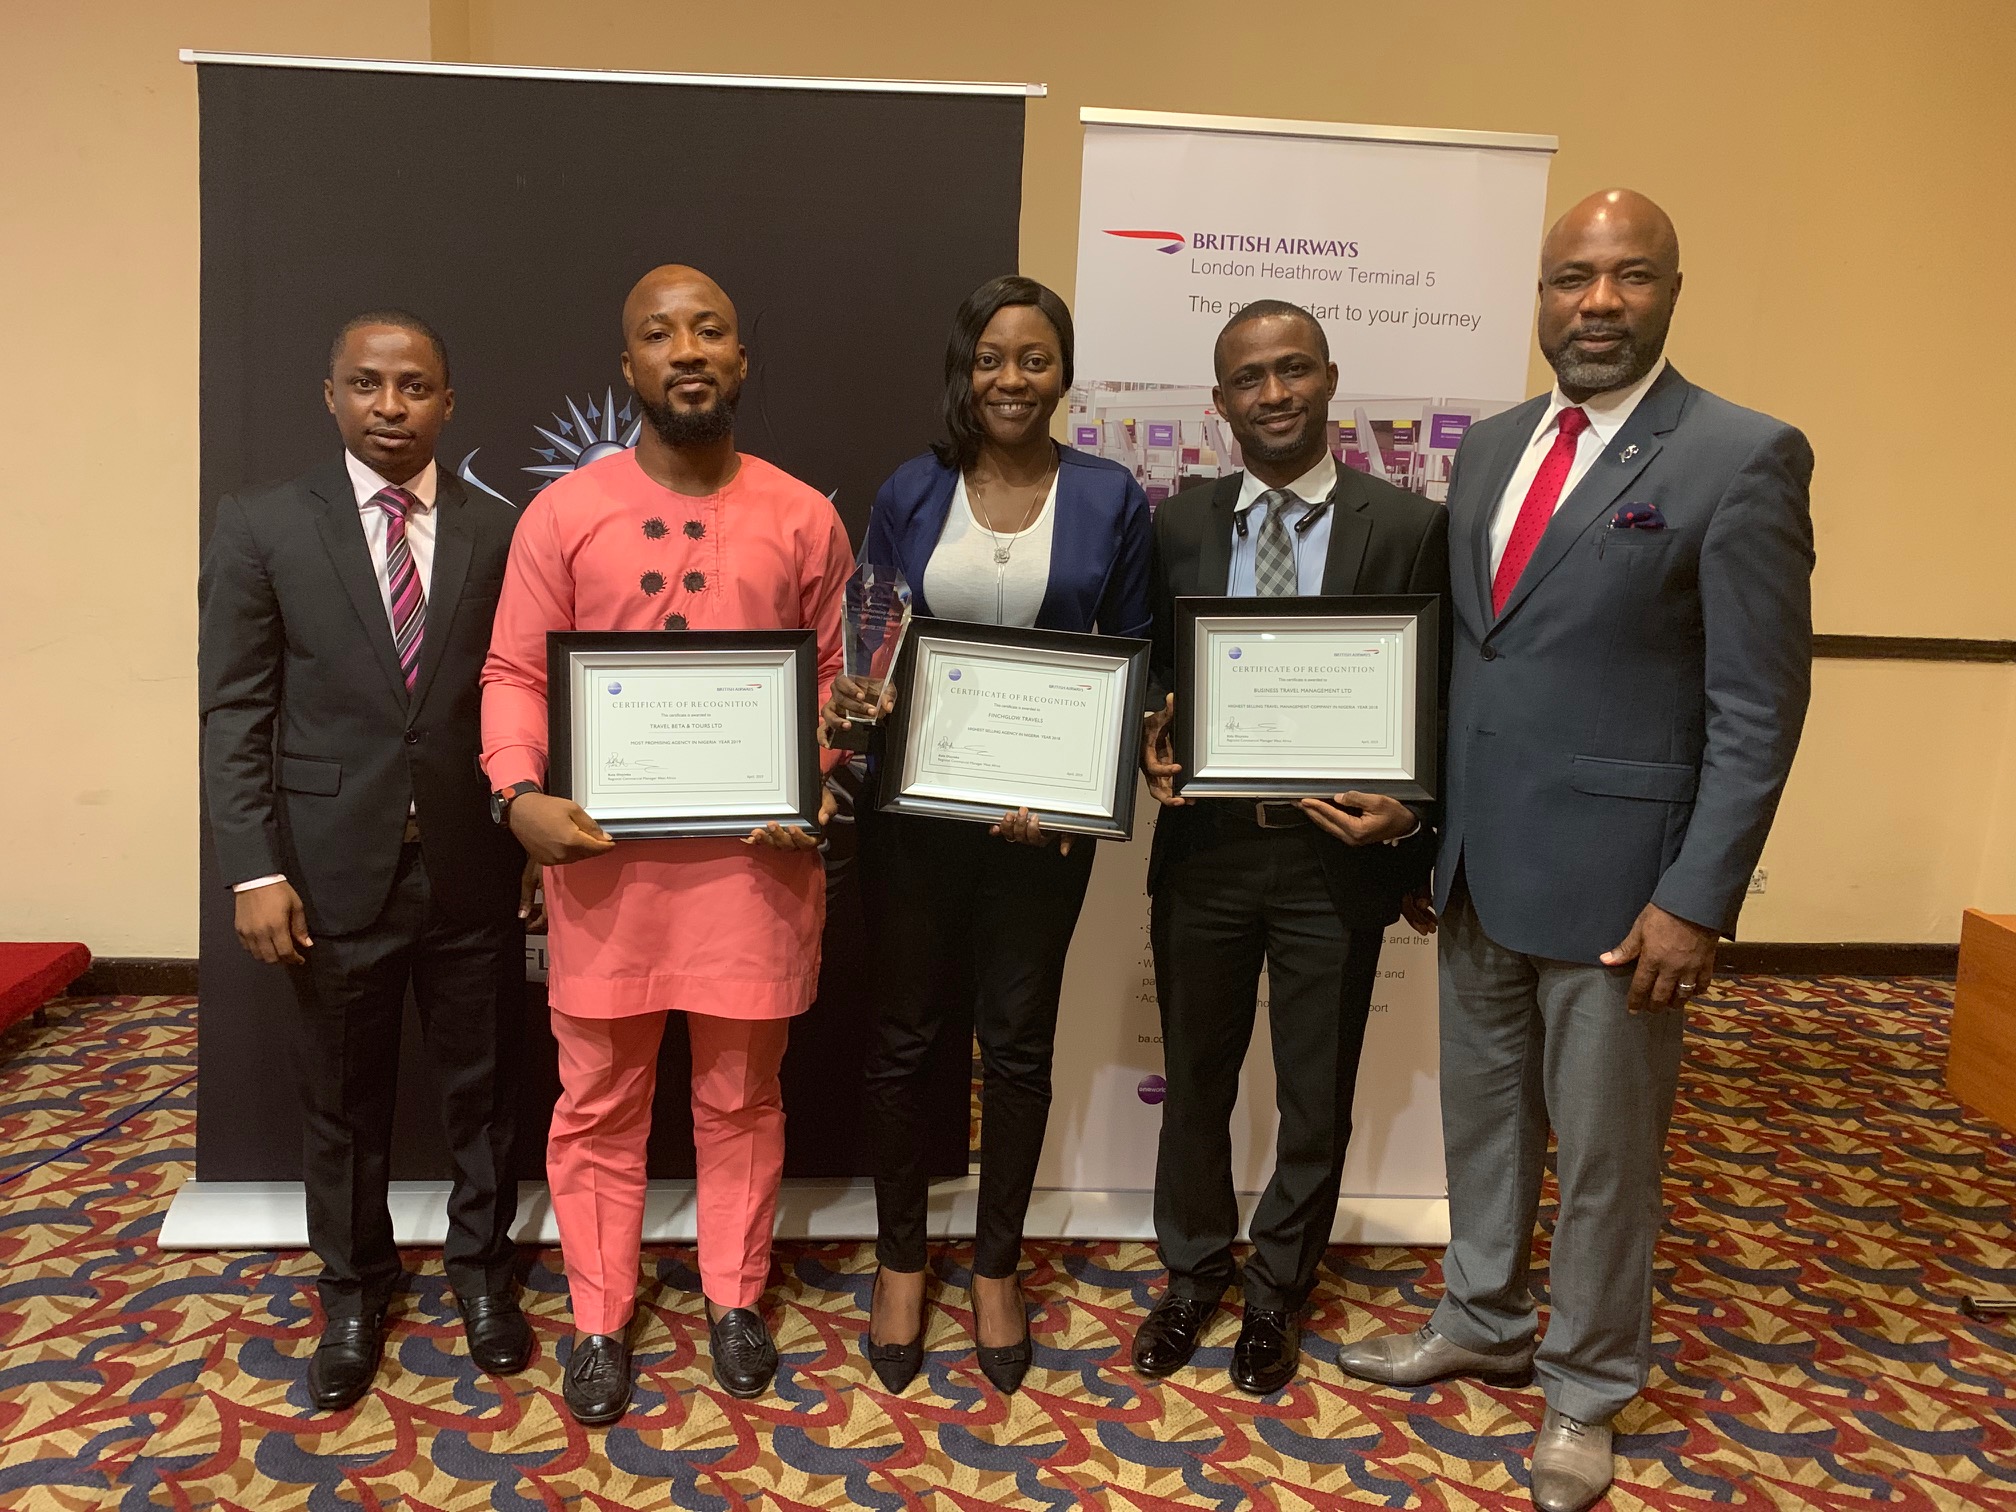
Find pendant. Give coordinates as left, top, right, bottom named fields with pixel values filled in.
left=993, top=546, right=1013, bottom=565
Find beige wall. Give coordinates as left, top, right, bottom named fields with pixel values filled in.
left=4, top=0, right=2011, bottom=954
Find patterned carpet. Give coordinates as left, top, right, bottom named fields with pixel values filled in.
left=1, top=979, right=2012, bottom=1511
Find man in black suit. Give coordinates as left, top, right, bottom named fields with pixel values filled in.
left=1132, top=301, right=1450, bottom=1395
left=199, top=312, right=535, bottom=1411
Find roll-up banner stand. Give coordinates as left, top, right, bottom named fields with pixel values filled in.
left=1025, top=108, right=1555, bottom=1247
left=169, top=52, right=1038, bottom=1248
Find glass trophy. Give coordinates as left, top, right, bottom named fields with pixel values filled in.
left=833, top=562, right=912, bottom=752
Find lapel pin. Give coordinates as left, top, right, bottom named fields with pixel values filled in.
left=1620, top=444, right=1639, bottom=462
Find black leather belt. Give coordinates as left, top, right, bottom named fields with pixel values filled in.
left=1206, top=799, right=1310, bottom=830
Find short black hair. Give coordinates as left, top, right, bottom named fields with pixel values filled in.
left=329, top=308, right=451, bottom=384
left=932, top=275, right=1074, bottom=470
left=1213, top=299, right=1329, bottom=377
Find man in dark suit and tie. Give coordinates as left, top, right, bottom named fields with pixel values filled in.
left=1131, top=300, right=1450, bottom=1396
left=200, top=312, right=534, bottom=1411
left=1338, top=191, right=1815, bottom=1512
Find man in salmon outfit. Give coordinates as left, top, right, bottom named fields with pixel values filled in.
left=481, top=265, right=849, bottom=1421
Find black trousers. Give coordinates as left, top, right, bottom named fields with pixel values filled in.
left=1150, top=818, right=1383, bottom=1312
left=859, top=809, right=1097, bottom=1276
left=288, top=842, right=524, bottom=1317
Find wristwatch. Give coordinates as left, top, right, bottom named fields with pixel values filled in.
left=489, top=780, right=541, bottom=826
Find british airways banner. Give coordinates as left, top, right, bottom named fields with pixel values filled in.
left=1037, top=109, right=1553, bottom=1245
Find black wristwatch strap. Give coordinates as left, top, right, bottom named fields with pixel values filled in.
left=490, top=780, right=541, bottom=826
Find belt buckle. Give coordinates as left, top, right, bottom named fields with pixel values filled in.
left=1253, top=800, right=1299, bottom=829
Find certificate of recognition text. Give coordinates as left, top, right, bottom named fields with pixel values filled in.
left=900, top=641, right=1125, bottom=818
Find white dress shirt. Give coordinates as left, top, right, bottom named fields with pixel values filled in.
left=1486, top=357, right=1667, bottom=574
left=1227, top=452, right=1338, bottom=596
left=234, top=453, right=440, bottom=895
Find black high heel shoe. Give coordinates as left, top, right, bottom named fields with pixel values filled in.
left=972, top=1275, right=1033, bottom=1395
left=861, top=1267, right=926, bottom=1392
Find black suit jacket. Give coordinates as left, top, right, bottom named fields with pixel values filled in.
left=1145, top=465, right=1452, bottom=927
left=199, top=457, right=525, bottom=935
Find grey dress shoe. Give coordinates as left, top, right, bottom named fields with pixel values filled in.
left=1531, top=1406, right=1614, bottom=1512
left=1335, top=1323, right=1535, bottom=1388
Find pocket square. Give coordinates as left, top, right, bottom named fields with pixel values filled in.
left=1609, top=503, right=1667, bottom=530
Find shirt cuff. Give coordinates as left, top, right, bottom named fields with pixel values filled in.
left=484, top=744, right=547, bottom=791
left=232, top=874, right=287, bottom=892
left=1383, top=815, right=1424, bottom=847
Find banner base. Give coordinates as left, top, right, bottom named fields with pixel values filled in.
left=161, top=1180, right=1449, bottom=1249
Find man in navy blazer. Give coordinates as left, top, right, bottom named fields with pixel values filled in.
left=860, top=444, right=1151, bottom=638
left=1339, top=191, right=1815, bottom=1512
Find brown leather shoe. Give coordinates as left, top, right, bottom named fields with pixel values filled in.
left=1335, top=1323, right=1535, bottom=1388
left=1531, top=1406, right=1614, bottom=1511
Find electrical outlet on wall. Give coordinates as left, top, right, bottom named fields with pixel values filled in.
left=1748, top=867, right=1769, bottom=896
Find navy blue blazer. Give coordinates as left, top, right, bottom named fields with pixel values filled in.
left=859, top=446, right=1153, bottom=639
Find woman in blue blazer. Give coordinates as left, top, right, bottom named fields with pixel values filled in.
left=827, top=275, right=1150, bottom=1395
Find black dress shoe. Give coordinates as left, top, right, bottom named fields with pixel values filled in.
left=562, top=1332, right=631, bottom=1425
left=457, top=1291, right=533, bottom=1375
left=708, top=1307, right=779, bottom=1399
left=1230, top=1308, right=1301, bottom=1396
left=308, top=1312, right=387, bottom=1412
left=861, top=1268, right=926, bottom=1393
left=1131, top=1293, right=1219, bottom=1378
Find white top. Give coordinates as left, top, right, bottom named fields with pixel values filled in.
left=1487, top=356, right=1667, bottom=574
left=346, top=450, right=439, bottom=622
left=234, top=452, right=441, bottom=893
left=922, top=472, right=1058, bottom=627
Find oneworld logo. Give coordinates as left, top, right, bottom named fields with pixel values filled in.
left=606, top=681, right=623, bottom=695
left=1227, top=647, right=1242, bottom=660
left=948, top=668, right=962, bottom=681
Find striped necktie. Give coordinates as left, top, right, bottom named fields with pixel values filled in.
left=1252, top=489, right=1299, bottom=597
left=372, top=486, right=426, bottom=693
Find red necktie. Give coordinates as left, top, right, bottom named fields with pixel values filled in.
left=372, top=486, right=426, bottom=691
left=1491, top=405, right=1589, bottom=615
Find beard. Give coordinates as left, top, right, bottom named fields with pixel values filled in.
left=1543, top=316, right=1669, bottom=396
left=639, top=381, right=738, bottom=448
left=1237, top=409, right=1319, bottom=465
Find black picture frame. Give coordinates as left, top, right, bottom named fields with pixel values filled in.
left=546, top=629, right=821, bottom=839
left=1173, top=594, right=1440, bottom=802
left=876, top=616, right=1151, bottom=840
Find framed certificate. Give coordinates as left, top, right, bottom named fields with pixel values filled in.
left=1174, top=595, right=1439, bottom=802
left=876, top=617, right=1151, bottom=840
left=546, top=630, right=821, bottom=839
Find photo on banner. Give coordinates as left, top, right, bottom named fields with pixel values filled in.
left=1035, top=110, right=1553, bottom=1244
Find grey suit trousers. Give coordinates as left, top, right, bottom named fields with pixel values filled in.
left=1429, top=885, right=1684, bottom=1424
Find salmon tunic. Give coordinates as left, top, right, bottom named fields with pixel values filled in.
left=482, top=451, right=851, bottom=1020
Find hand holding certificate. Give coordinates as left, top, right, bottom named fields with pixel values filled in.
left=1173, top=595, right=1439, bottom=802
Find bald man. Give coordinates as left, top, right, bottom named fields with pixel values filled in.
left=482, top=266, right=850, bottom=1421
left=1338, top=192, right=1814, bottom=1511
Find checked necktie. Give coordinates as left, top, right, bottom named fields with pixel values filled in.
left=1491, top=405, right=1589, bottom=615
left=372, top=485, right=426, bottom=692
left=1252, top=489, right=1300, bottom=598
